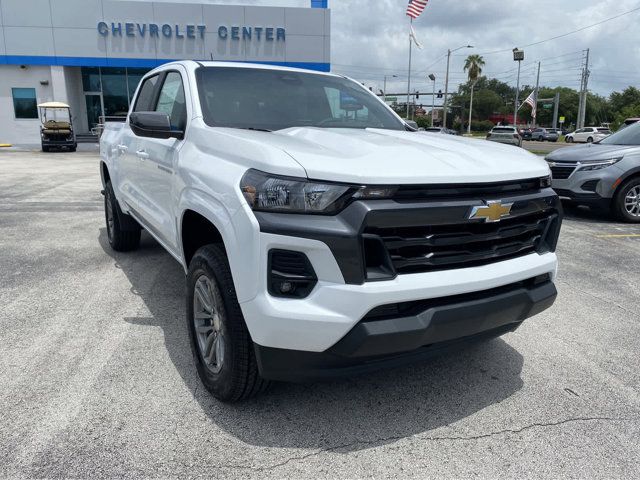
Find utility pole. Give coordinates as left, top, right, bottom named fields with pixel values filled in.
left=513, top=48, right=524, bottom=127
left=579, top=48, right=590, bottom=129
left=533, top=61, right=541, bottom=127
left=429, top=73, right=436, bottom=127
left=552, top=92, right=560, bottom=129
left=577, top=48, right=590, bottom=129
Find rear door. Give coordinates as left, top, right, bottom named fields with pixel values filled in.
left=135, top=69, right=189, bottom=252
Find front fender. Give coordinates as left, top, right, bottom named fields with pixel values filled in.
left=178, top=188, right=261, bottom=304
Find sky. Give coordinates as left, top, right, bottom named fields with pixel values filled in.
left=144, top=0, right=640, bottom=98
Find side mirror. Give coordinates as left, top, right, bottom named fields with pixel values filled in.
left=129, top=111, right=184, bottom=140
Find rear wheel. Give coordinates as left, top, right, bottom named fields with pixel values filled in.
left=104, top=180, right=141, bottom=251
left=612, top=178, right=640, bottom=223
left=186, top=245, right=270, bottom=402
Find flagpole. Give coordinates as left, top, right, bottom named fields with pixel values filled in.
left=533, top=61, right=541, bottom=127
left=406, top=17, right=412, bottom=120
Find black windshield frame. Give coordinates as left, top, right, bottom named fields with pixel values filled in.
left=599, top=122, right=640, bottom=146
left=195, top=67, right=405, bottom=132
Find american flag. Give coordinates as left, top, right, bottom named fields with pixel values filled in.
left=406, top=0, right=428, bottom=19
left=523, top=90, right=537, bottom=117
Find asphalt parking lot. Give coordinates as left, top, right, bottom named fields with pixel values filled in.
left=1, top=148, right=639, bottom=479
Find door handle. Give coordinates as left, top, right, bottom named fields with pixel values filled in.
left=135, top=150, right=149, bottom=160
left=112, top=144, right=128, bottom=155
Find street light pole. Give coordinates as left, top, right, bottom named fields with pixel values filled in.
left=428, top=73, right=436, bottom=127
left=513, top=47, right=524, bottom=127
left=442, top=45, right=473, bottom=129
left=383, top=74, right=397, bottom=99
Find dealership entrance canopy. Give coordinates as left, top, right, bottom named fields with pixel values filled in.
left=0, top=0, right=330, bottom=144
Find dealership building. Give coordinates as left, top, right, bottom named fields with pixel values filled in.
left=0, top=0, right=330, bottom=144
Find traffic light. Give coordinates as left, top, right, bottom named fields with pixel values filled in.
left=416, top=92, right=420, bottom=99
left=437, top=90, right=443, bottom=99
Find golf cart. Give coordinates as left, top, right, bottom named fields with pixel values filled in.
left=38, top=102, right=77, bottom=152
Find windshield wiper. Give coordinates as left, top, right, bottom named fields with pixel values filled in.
left=237, top=127, right=272, bottom=132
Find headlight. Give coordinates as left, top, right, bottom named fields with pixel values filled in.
left=578, top=157, right=623, bottom=172
left=240, top=169, right=396, bottom=214
left=540, top=175, right=552, bottom=188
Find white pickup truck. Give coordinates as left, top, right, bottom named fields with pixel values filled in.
left=100, top=61, right=561, bottom=401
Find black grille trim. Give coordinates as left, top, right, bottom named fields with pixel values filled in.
left=549, top=163, right=577, bottom=180
left=363, top=209, right=559, bottom=277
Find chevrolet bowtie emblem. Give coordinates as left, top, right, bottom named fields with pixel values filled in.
left=469, top=201, right=513, bottom=223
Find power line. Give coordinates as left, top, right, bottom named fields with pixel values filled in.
left=475, top=6, right=640, bottom=55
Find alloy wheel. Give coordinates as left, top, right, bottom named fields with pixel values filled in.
left=193, top=274, right=226, bottom=374
left=624, top=185, right=640, bottom=217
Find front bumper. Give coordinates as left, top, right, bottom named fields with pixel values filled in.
left=551, top=164, right=624, bottom=208
left=254, top=275, right=556, bottom=381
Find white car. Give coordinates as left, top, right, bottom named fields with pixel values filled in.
left=100, top=61, right=561, bottom=401
left=565, top=127, right=611, bottom=143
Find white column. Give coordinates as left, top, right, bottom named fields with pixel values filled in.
left=50, top=66, right=69, bottom=104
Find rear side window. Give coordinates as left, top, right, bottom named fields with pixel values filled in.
left=134, top=75, right=160, bottom=112
left=155, top=72, right=187, bottom=131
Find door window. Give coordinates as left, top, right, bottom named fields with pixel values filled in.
left=155, top=72, right=187, bottom=131
left=134, top=75, right=160, bottom=112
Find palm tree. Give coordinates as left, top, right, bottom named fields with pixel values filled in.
left=464, top=54, right=486, bottom=134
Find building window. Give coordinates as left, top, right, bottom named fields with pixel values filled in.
left=12, top=88, right=38, bottom=119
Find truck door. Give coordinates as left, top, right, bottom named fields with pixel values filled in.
left=119, top=73, right=162, bottom=216
left=135, top=70, right=188, bottom=252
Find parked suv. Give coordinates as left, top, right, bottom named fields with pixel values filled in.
left=546, top=121, right=640, bottom=221
left=486, top=125, right=522, bottom=147
left=531, top=128, right=559, bottom=142
left=565, top=127, right=611, bottom=143
left=100, top=61, right=561, bottom=401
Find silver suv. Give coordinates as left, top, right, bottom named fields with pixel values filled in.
left=486, top=126, right=522, bottom=147
left=546, top=122, right=640, bottom=222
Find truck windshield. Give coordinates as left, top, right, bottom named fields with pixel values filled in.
left=599, top=122, right=640, bottom=146
left=195, top=67, right=405, bottom=131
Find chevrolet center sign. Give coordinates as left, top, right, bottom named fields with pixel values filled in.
left=97, top=22, right=287, bottom=42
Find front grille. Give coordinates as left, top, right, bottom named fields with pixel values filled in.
left=363, top=210, right=558, bottom=276
left=549, top=165, right=576, bottom=179
left=394, top=178, right=544, bottom=201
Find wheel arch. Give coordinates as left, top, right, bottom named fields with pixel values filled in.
left=100, top=161, right=110, bottom=188
left=178, top=189, right=260, bottom=304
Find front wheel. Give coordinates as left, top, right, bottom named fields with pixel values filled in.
left=612, top=178, right=640, bottom=223
left=186, top=245, right=270, bottom=402
left=566, top=137, right=573, bottom=143
left=587, top=137, right=594, bottom=143
left=104, top=180, right=141, bottom=251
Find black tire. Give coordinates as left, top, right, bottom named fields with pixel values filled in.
left=104, top=180, right=141, bottom=251
left=587, top=137, right=594, bottom=143
left=186, top=245, right=270, bottom=402
left=566, top=137, right=573, bottom=143
left=69, top=145, right=77, bottom=152
left=42, top=145, right=49, bottom=152
left=612, top=177, right=640, bottom=223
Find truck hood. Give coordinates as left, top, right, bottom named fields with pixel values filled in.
left=262, top=127, right=549, bottom=184
left=545, top=143, right=638, bottom=162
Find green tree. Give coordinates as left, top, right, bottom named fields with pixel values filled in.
left=464, top=55, right=486, bottom=133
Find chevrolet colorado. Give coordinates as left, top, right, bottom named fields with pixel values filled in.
left=100, top=61, right=561, bottom=401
